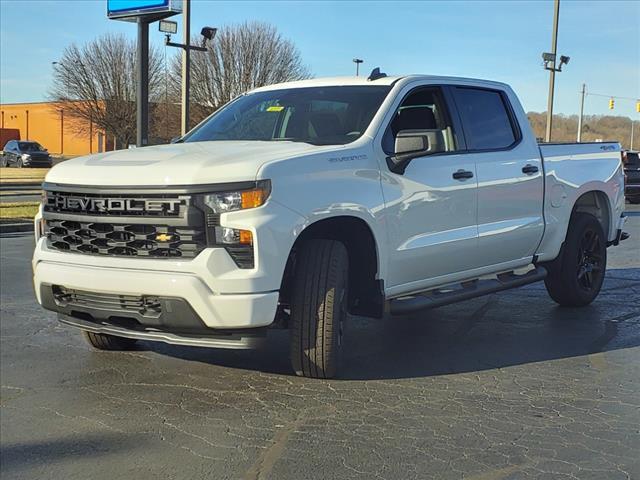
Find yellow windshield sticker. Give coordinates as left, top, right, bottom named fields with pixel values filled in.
left=266, top=106, right=284, bottom=112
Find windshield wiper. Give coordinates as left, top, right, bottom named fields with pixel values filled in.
left=271, top=138, right=326, bottom=146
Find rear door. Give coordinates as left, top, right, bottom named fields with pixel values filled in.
left=450, top=86, right=544, bottom=267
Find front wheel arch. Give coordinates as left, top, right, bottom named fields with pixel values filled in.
left=280, top=216, right=384, bottom=318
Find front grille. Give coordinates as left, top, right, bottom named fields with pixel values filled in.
left=45, top=219, right=206, bottom=258
left=44, top=190, right=187, bottom=217
left=43, top=188, right=207, bottom=259
left=52, top=285, right=162, bottom=318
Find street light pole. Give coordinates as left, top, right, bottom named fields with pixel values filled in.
left=181, top=0, right=191, bottom=136
left=545, top=0, right=560, bottom=143
left=353, top=58, right=363, bottom=77
left=577, top=83, right=586, bottom=142
left=136, top=18, right=150, bottom=147
left=164, top=16, right=214, bottom=138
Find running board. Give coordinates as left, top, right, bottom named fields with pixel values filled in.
left=388, top=267, right=547, bottom=315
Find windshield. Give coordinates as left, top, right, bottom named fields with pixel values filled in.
left=19, top=142, right=44, bottom=152
left=183, top=86, right=391, bottom=146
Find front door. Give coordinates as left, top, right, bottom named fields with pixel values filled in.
left=379, top=86, right=479, bottom=296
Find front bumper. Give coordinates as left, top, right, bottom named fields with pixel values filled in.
left=33, top=258, right=279, bottom=330
left=23, top=157, right=52, bottom=167
left=58, top=314, right=267, bottom=349
left=32, top=192, right=304, bottom=342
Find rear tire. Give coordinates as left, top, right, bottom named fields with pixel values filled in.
left=83, top=331, right=138, bottom=350
left=290, top=239, right=348, bottom=379
left=544, top=212, right=607, bottom=307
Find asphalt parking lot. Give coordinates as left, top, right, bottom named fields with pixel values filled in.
left=1, top=207, right=639, bottom=480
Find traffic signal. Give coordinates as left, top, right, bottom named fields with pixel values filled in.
left=636, top=101, right=640, bottom=113
left=609, top=98, right=615, bottom=109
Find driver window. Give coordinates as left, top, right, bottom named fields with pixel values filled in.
left=382, top=88, right=458, bottom=155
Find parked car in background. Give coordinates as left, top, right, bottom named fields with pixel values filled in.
left=1, top=140, right=52, bottom=168
left=623, top=150, right=640, bottom=204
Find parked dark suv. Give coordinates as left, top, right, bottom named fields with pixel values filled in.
left=1, top=140, right=52, bottom=168
left=623, top=150, right=640, bottom=204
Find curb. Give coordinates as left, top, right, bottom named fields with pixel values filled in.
left=0, top=222, right=33, bottom=234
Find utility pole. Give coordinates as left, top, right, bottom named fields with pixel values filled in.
left=181, top=0, right=191, bottom=136
left=136, top=17, right=150, bottom=147
left=545, top=0, right=560, bottom=142
left=632, top=120, right=635, bottom=150
left=577, top=83, right=586, bottom=142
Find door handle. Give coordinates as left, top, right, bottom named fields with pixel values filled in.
left=522, top=164, right=539, bottom=175
left=452, top=169, right=474, bottom=180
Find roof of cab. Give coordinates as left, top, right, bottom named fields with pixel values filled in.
left=251, top=76, right=404, bottom=92
left=251, top=75, right=510, bottom=92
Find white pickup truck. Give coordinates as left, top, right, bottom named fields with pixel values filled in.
left=33, top=73, right=627, bottom=378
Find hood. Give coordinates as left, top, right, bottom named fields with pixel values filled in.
left=45, top=141, right=339, bottom=187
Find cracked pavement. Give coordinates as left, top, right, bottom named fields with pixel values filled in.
left=1, top=206, right=639, bottom=479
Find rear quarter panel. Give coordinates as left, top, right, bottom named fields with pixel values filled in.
left=536, top=143, right=624, bottom=262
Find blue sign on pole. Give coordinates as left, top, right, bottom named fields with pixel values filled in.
left=107, top=0, right=182, bottom=20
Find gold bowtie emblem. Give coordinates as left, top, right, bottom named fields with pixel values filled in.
left=156, top=233, right=174, bottom=242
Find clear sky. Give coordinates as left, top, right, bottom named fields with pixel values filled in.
left=1, top=0, right=638, bottom=117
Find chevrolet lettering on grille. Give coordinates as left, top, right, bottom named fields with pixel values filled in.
left=45, top=193, right=182, bottom=215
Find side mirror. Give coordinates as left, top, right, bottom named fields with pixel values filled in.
left=387, top=130, right=430, bottom=174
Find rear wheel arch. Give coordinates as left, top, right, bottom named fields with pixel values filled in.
left=280, top=215, right=384, bottom=318
left=571, top=190, right=612, bottom=240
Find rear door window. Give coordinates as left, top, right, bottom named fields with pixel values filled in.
left=452, top=87, right=518, bottom=150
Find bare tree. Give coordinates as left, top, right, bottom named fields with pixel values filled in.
left=175, top=21, right=311, bottom=123
left=50, top=33, right=163, bottom=148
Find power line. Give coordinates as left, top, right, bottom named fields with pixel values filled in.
left=583, top=92, right=639, bottom=101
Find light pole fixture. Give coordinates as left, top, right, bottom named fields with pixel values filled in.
left=163, top=2, right=216, bottom=135
left=353, top=58, right=363, bottom=77
left=159, top=19, right=178, bottom=35
left=542, top=53, right=570, bottom=72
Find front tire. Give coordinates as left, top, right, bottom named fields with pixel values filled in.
left=290, top=240, right=348, bottom=379
left=83, top=331, right=138, bottom=350
left=544, top=212, right=607, bottom=307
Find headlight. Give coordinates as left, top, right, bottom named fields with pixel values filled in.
left=197, top=180, right=271, bottom=269
left=202, top=180, right=270, bottom=214
left=21, top=154, right=31, bottom=160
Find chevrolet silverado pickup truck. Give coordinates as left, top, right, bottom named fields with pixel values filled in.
left=33, top=73, right=627, bottom=378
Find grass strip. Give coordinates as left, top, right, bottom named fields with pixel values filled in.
left=0, top=202, right=39, bottom=220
